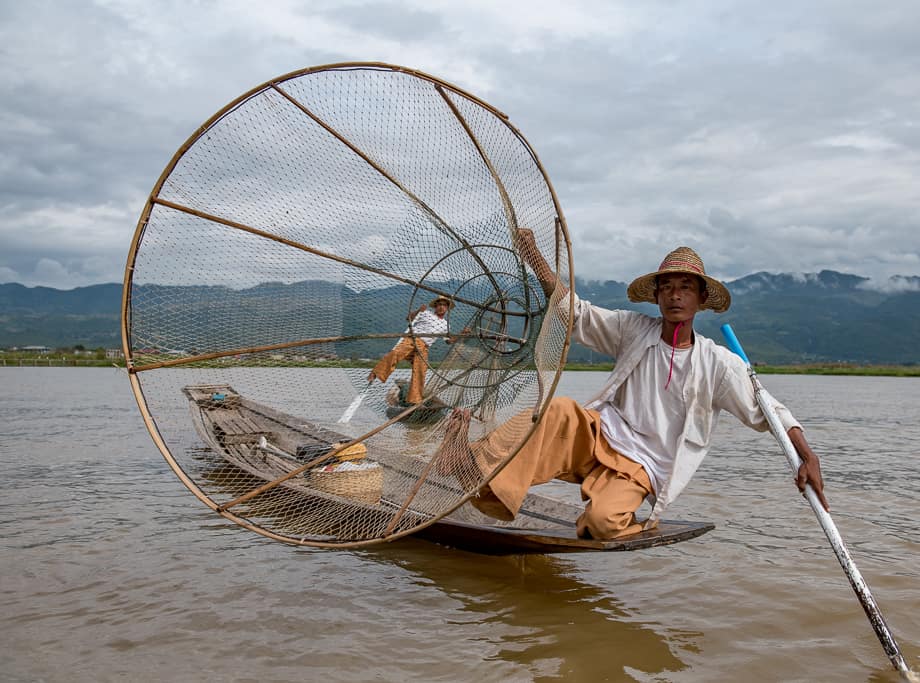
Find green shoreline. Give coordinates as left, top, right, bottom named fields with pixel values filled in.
left=2, top=354, right=918, bottom=376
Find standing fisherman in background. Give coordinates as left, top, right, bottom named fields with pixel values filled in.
left=368, top=295, right=456, bottom=405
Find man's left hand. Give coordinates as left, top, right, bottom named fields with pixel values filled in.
left=788, top=427, right=829, bottom=511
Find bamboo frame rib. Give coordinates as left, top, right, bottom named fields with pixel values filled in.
left=271, top=83, right=458, bottom=241
left=149, top=198, right=526, bottom=318
left=132, top=332, right=405, bottom=372
left=383, top=448, right=441, bottom=537
left=216, top=401, right=429, bottom=513
left=130, top=330, right=521, bottom=373
left=435, top=84, right=519, bottom=233
left=271, top=82, right=509, bottom=309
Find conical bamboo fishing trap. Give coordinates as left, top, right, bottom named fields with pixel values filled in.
left=122, top=62, right=574, bottom=548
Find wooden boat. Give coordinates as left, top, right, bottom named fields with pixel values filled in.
left=384, top=403, right=449, bottom=424
left=184, top=383, right=714, bottom=554
left=383, top=379, right=450, bottom=424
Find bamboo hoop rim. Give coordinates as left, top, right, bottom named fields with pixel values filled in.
left=120, top=61, right=576, bottom=549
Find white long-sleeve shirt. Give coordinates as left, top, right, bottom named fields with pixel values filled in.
left=598, top=340, right=693, bottom=495
left=570, top=292, right=801, bottom=527
left=406, top=309, right=449, bottom=347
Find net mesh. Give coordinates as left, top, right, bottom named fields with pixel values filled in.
left=123, top=63, right=573, bottom=547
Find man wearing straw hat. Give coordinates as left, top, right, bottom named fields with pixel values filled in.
left=367, top=295, right=455, bottom=405
left=437, top=230, right=828, bottom=540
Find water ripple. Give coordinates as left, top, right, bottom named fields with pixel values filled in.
left=1, top=369, right=917, bottom=682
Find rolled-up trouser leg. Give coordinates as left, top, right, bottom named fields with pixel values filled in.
left=471, top=396, right=602, bottom=518
left=371, top=338, right=416, bottom=383
left=471, top=396, right=652, bottom=539
left=576, top=459, right=653, bottom=539
left=406, top=341, right=429, bottom=404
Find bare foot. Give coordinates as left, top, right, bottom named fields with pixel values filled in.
left=434, top=408, right=474, bottom=476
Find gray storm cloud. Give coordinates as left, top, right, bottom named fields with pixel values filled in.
left=1, top=0, right=918, bottom=289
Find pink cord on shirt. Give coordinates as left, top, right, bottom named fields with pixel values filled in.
left=664, top=321, right=684, bottom=390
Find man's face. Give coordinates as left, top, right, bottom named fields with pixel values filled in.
left=433, top=301, right=449, bottom=317
left=655, top=273, right=707, bottom=323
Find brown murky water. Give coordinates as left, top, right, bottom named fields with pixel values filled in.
left=2, top=368, right=918, bottom=682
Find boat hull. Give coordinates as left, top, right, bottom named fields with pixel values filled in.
left=183, top=383, right=714, bottom=553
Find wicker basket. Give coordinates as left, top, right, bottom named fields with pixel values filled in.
left=296, top=441, right=367, bottom=463
left=309, top=463, right=383, bottom=505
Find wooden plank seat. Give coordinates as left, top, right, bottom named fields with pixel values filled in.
left=209, top=410, right=275, bottom=445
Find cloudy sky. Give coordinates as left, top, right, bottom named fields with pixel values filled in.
left=2, top=0, right=919, bottom=289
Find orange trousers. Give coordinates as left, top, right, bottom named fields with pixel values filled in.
left=472, top=396, right=653, bottom=539
left=371, top=338, right=429, bottom=404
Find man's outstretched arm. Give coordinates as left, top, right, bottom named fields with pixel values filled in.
left=407, top=303, right=426, bottom=321
left=514, top=227, right=562, bottom=298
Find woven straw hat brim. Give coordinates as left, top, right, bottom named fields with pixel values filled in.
left=627, top=271, right=731, bottom=313
left=428, top=296, right=455, bottom=309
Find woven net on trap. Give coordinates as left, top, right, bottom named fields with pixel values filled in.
left=123, top=63, right=573, bottom=548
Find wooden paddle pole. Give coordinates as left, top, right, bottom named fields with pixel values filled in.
left=720, top=324, right=915, bottom=679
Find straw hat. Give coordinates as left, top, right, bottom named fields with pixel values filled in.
left=627, top=246, right=731, bottom=313
left=428, top=295, right=455, bottom=309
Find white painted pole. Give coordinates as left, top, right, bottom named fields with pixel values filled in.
left=338, top=382, right=371, bottom=423
left=721, top=323, right=915, bottom=679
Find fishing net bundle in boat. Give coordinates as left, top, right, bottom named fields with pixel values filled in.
left=123, top=63, right=573, bottom=548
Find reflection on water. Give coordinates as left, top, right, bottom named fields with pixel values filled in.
left=1, top=369, right=918, bottom=682
left=364, top=542, right=698, bottom=680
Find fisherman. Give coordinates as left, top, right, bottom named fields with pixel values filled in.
left=436, top=229, right=829, bottom=540
left=367, top=295, right=455, bottom=405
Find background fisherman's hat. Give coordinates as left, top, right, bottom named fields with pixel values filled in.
left=428, top=295, right=455, bottom=309
left=627, top=246, right=731, bottom=313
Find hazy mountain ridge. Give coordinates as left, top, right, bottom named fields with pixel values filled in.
left=1, top=271, right=918, bottom=364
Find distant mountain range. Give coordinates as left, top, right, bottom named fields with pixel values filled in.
left=575, top=270, right=920, bottom=364
left=0, top=282, right=124, bottom=350
left=2, top=270, right=918, bottom=364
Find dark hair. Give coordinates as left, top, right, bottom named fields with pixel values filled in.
left=654, top=273, right=707, bottom=293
